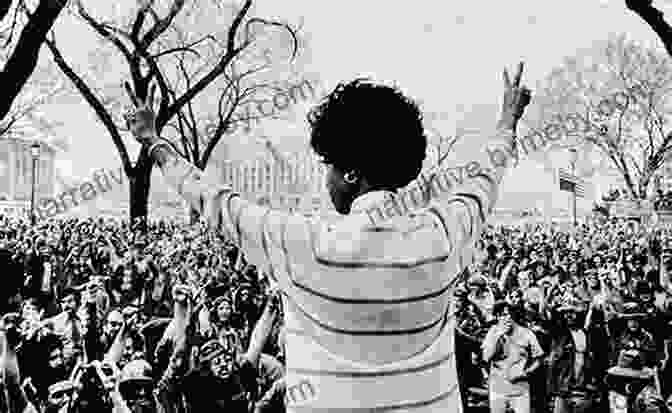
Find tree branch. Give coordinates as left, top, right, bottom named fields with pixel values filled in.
left=140, top=0, right=187, bottom=49
left=626, top=0, right=672, bottom=57
left=45, top=36, right=133, bottom=175
left=0, top=0, right=67, bottom=120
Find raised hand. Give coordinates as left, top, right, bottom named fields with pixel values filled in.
left=122, top=82, right=159, bottom=146
left=500, top=62, right=532, bottom=129
left=172, top=283, right=193, bottom=304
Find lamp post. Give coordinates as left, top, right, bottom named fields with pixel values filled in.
left=30, top=142, right=40, bottom=225
left=569, top=148, right=578, bottom=226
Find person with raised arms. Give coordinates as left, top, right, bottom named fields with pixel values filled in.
left=122, top=62, right=531, bottom=412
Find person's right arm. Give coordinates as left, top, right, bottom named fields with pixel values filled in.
left=418, top=64, right=530, bottom=263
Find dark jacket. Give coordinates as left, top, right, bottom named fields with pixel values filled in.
left=547, top=325, right=600, bottom=395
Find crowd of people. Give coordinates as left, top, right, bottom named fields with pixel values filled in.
left=0, top=213, right=285, bottom=413
left=2, top=212, right=672, bottom=413
left=455, top=219, right=672, bottom=413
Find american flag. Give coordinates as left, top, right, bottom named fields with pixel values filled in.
left=558, top=168, right=585, bottom=198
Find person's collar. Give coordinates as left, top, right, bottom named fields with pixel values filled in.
left=349, top=190, right=395, bottom=214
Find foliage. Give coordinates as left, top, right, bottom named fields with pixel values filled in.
left=528, top=34, right=672, bottom=200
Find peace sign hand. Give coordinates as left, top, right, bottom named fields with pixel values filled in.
left=500, top=62, right=532, bottom=129
left=122, top=82, right=159, bottom=146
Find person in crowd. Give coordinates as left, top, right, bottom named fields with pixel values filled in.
left=547, top=299, right=602, bottom=413
left=482, top=300, right=545, bottom=413
left=611, top=302, right=658, bottom=369
left=124, top=58, right=532, bottom=412
left=46, top=288, right=84, bottom=371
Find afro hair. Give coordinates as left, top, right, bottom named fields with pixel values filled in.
left=308, top=78, right=427, bottom=190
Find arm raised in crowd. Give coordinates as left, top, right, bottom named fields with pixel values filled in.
left=154, top=284, right=194, bottom=413
left=0, top=315, right=36, bottom=413
left=242, top=290, right=281, bottom=367
left=124, top=64, right=531, bottom=284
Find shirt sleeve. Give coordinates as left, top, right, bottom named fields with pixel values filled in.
left=152, top=145, right=310, bottom=290
left=365, top=128, right=517, bottom=265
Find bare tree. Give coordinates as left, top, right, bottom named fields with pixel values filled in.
left=44, top=0, right=298, bottom=226
left=0, top=59, right=66, bottom=139
left=528, top=34, right=672, bottom=199
left=0, top=0, right=68, bottom=128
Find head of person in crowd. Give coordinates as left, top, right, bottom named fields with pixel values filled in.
left=198, top=339, right=236, bottom=379
left=60, top=288, right=80, bottom=316
left=468, top=274, right=488, bottom=297
left=121, top=330, right=145, bottom=367
left=21, top=296, right=44, bottom=324
left=557, top=299, right=586, bottom=329
left=517, top=270, right=532, bottom=291
left=122, top=305, right=143, bottom=329
left=585, top=269, right=600, bottom=290
left=307, top=78, right=426, bottom=214
left=621, top=302, right=648, bottom=333
left=508, top=289, right=524, bottom=307
left=103, top=309, right=124, bottom=341
left=119, top=359, right=156, bottom=413
left=492, top=300, right=519, bottom=335
left=210, top=295, right=234, bottom=328
left=635, top=280, right=654, bottom=305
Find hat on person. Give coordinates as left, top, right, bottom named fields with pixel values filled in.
left=620, top=302, right=649, bottom=319
left=211, top=294, right=233, bottom=310
left=119, top=359, right=153, bottom=384
left=607, top=349, right=653, bottom=379
left=468, top=274, right=488, bottom=287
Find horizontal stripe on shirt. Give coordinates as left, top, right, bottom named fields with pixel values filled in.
left=286, top=382, right=459, bottom=412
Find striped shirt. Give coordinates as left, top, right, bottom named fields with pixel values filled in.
left=151, top=127, right=515, bottom=412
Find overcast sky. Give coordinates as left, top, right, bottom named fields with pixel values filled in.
left=37, top=0, right=672, bottom=209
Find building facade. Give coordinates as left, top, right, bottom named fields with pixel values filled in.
left=216, top=151, right=332, bottom=214
left=0, top=138, right=56, bottom=203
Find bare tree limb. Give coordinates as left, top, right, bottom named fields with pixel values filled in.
left=45, top=35, right=133, bottom=175
left=0, top=0, right=67, bottom=119
left=626, top=0, right=672, bottom=57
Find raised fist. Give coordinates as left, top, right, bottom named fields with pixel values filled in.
left=172, top=284, right=193, bottom=304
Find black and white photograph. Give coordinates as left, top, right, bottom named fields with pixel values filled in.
left=4, top=1, right=672, bottom=412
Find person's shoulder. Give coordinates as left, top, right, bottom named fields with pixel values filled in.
left=314, top=213, right=452, bottom=268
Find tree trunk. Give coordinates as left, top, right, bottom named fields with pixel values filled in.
left=129, top=149, right=153, bottom=230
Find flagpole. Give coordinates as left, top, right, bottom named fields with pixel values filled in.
left=569, top=149, right=578, bottom=227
